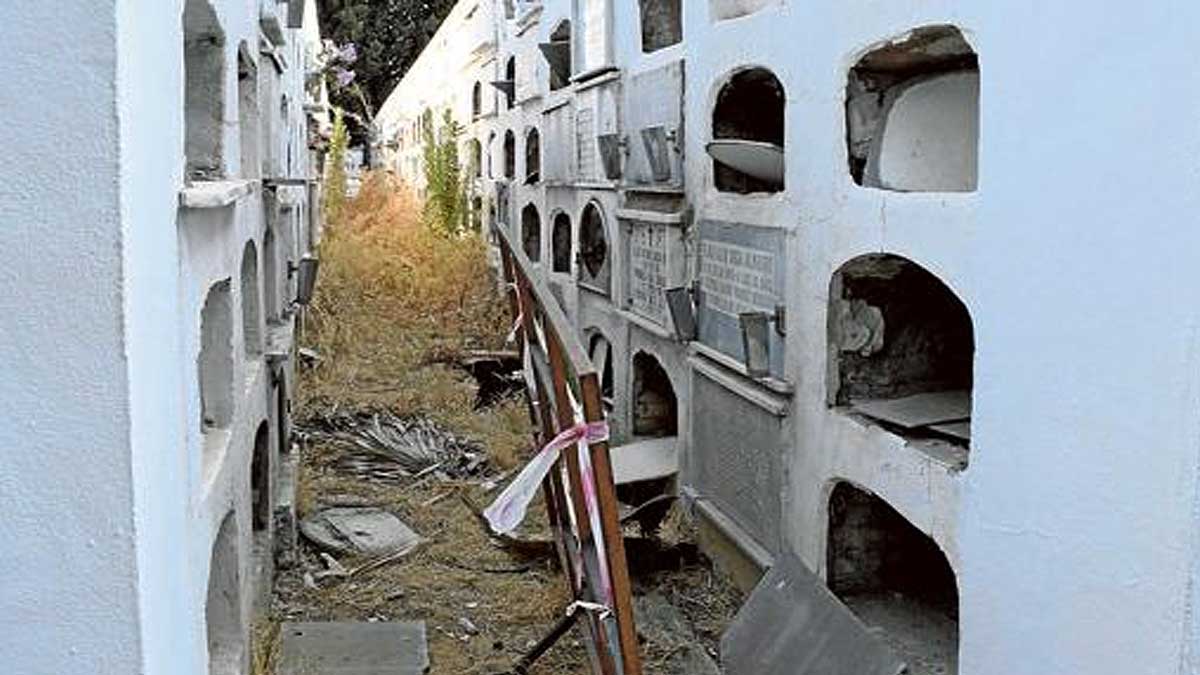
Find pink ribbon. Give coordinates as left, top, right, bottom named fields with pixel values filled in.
left=483, top=421, right=609, bottom=534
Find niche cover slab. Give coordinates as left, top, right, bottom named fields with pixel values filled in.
left=706, top=140, right=784, bottom=185
left=720, top=554, right=905, bottom=675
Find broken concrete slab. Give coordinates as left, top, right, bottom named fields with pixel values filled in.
left=610, top=436, right=678, bottom=485
left=850, top=390, right=971, bottom=430
left=720, top=554, right=905, bottom=675
left=300, top=507, right=420, bottom=557
left=280, top=621, right=429, bottom=675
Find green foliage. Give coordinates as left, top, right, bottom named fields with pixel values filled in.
left=324, top=109, right=350, bottom=226
left=318, top=0, right=457, bottom=144
left=421, top=109, right=472, bottom=236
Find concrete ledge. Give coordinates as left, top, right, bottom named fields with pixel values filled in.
left=693, top=497, right=773, bottom=594
left=689, top=350, right=791, bottom=417
left=180, top=180, right=254, bottom=209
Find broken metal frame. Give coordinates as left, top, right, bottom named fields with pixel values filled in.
left=493, top=221, right=643, bottom=675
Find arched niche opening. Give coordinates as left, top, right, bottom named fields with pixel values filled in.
left=551, top=211, right=572, bottom=273
left=545, top=20, right=572, bottom=92
left=184, top=0, right=226, bottom=180
left=846, top=25, right=979, bottom=192
left=470, top=138, right=482, bottom=178
left=237, top=43, right=259, bottom=179
left=471, top=81, right=483, bottom=119
left=631, top=352, right=677, bottom=438
left=471, top=196, right=483, bottom=232
left=578, top=202, right=611, bottom=294
left=504, top=56, right=517, bottom=109
left=828, top=482, right=959, bottom=674
left=503, top=130, right=516, bottom=180
left=239, top=241, right=262, bottom=358
left=525, top=128, right=541, bottom=184
left=828, top=254, right=974, bottom=459
left=263, top=227, right=279, bottom=321
left=206, top=512, right=245, bottom=675
left=639, top=0, right=682, bottom=52
left=521, top=204, right=541, bottom=262
left=710, top=67, right=785, bottom=194
left=251, top=422, right=271, bottom=531
left=199, top=279, right=234, bottom=432
left=588, top=333, right=615, bottom=409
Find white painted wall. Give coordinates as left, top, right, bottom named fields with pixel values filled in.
left=0, top=1, right=326, bottom=673
left=0, top=2, right=142, bottom=673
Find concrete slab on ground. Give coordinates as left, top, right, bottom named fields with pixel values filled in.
left=279, top=621, right=429, bottom=675
left=720, top=553, right=904, bottom=675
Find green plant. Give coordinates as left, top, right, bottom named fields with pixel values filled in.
left=324, top=108, right=350, bottom=226
left=421, top=108, right=472, bottom=236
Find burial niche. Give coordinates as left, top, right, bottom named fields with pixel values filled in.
left=521, top=204, right=542, bottom=262
left=710, top=68, right=785, bottom=194
left=828, top=254, right=974, bottom=458
left=199, top=280, right=234, bottom=431
left=846, top=25, right=979, bottom=192
left=828, top=482, right=959, bottom=675
left=551, top=212, right=572, bottom=273
left=578, top=202, right=611, bottom=293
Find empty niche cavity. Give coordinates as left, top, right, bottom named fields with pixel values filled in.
left=504, top=130, right=516, bottom=179
left=240, top=241, right=262, bottom=358
left=470, top=138, right=483, bottom=178
left=632, top=352, right=677, bottom=437
left=472, top=81, right=483, bottom=119
left=206, top=512, right=244, bottom=675
left=846, top=25, right=979, bottom=192
left=521, top=203, right=542, bottom=262
left=640, top=0, right=682, bottom=52
left=199, top=279, right=234, bottom=432
left=237, top=43, right=260, bottom=179
left=828, top=254, right=974, bottom=462
left=525, top=128, right=541, bottom=184
left=710, top=0, right=773, bottom=22
left=251, top=422, right=270, bottom=531
left=589, top=333, right=615, bottom=407
left=543, top=20, right=572, bottom=92
left=551, top=212, right=572, bottom=273
left=709, top=67, right=785, bottom=194
left=504, top=56, right=517, bottom=108
left=828, top=482, right=959, bottom=674
left=184, top=0, right=226, bottom=180
left=578, top=202, right=611, bottom=293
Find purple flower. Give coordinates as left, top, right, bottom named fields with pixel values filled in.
left=337, top=43, right=358, bottom=64
left=335, top=68, right=356, bottom=88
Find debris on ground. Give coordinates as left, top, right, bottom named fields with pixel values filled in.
left=300, top=506, right=421, bottom=558
left=302, top=410, right=489, bottom=482
left=279, top=621, right=430, bottom=675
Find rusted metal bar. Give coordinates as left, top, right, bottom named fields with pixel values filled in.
left=490, top=221, right=642, bottom=675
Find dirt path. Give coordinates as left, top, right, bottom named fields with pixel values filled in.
left=262, top=174, right=742, bottom=674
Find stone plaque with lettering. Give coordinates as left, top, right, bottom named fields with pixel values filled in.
left=629, top=222, right=669, bottom=324
left=696, top=220, right=787, bottom=377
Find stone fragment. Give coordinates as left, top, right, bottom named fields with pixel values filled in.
left=300, top=507, right=420, bottom=557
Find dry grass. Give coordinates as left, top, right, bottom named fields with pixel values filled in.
left=275, top=173, right=588, bottom=673
left=300, top=172, right=527, bottom=468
